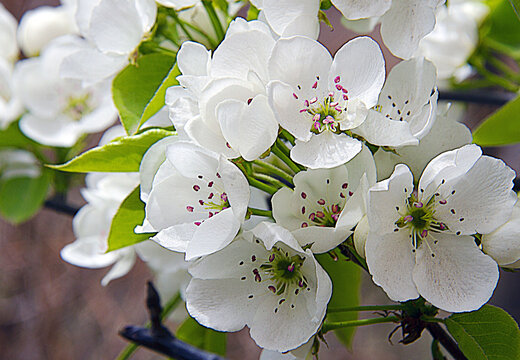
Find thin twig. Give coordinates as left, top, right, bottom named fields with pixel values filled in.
left=426, top=323, right=468, bottom=360
left=43, top=196, right=79, bottom=216
left=438, top=90, right=516, bottom=106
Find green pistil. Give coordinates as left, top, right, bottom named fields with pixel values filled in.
left=310, top=204, right=341, bottom=227
left=64, top=93, right=92, bottom=121
left=260, top=247, right=307, bottom=295
left=308, top=96, right=342, bottom=135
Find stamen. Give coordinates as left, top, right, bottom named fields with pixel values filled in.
left=334, top=76, right=340, bottom=83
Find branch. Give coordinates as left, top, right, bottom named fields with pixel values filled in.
left=438, top=90, right=515, bottom=106
left=426, top=323, right=468, bottom=360
left=44, top=195, right=80, bottom=216
left=119, top=282, right=227, bottom=360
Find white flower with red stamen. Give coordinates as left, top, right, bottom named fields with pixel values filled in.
left=253, top=0, right=443, bottom=59
left=141, top=141, right=250, bottom=260
left=365, top=144, right=517, bottom=312
left=482, top=198, right=520, bottom=269
left=166, top=18, right=279, bottom=161
left=185, top=222, right=332, bottom=352
left=272, top=145, right=376, bottom=253
left=268, top=36, right=403, bottom=169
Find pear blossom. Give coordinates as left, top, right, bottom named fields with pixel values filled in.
left=0, top=58, right=23, bottom=129
left=166, top=18, right=279, bottom=161
left=253, top=0, right=443, bottom=59
left=60, top=172, right=141, bottom=285
left=272, top=145, right=376, bottom=253
left=0, top=3, right=18, bottom=63
left=17, top=0, right=79, bottom=57
left=61, top=0, right=157, bottom=84
left=186, top=222, right=332, bottom=352
left=268, top=36, right=421, bottom=169
left=140, top=141, right=250, bottom=260
left=355, top=57, right=438, bottom=147
left=374, top=103, right=472, bottom=180
left=365, top=144, right=517, bottom=312
left=418, top=0, right=489, bottom=82
left=13, top=36, right=117, bottom=147
left=482, top=197, right=520, bottom=269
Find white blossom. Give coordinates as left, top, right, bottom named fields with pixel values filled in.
left=140, top=141, right=250, bottom=260
left=61, top=0, right=157, bottom=84
left=365, top=144, right=517, bottom=312
left=0, top=148, right=40, bottom=180
left=0, top=3, right=18, bottom=63
left=166, top=18, right=279, bottom=161
left=272, top=145, right=375, bottom=253
left=14, top=36, right=117, bottom=147
left=186, top=222, right=332, bottom=352
left=0, top=58, right=23, bottom=129
left=482, top=197, right=520, bottom=269
left=17, top=0, right=78, bottom=57
left=268, top=36, right=419, bottom=169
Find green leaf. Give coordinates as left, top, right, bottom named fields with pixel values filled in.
left=176, top=316, right=227, bottom=356
left=0, top=171, right=50, bottom=223
left=49, top=129, right=175, bottom=173
left=106, top=186, right=153, bottom=252
left=472, top=95, right=520, bottom=146
left=445, top=305, right=520, bottom=360
left=485, top=0, right=520, bottom=49
left=508, top=0, right=520, bottom=20
left=112, top=53, right=176, bottom=134
left=140, top=64, right=180, bottom=129
left=0, top=121, right=38, bottom=149
left=317, top=254, right=361, bottom=349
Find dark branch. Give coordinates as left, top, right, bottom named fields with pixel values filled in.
left=438, top=90, right=515, bottom=106
left=44, top=196, right=80, bottom=216
left=119, top=282, right=227, bottom=360
left=426, top=323, right=468, bottom=360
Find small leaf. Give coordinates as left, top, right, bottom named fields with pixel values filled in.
left=176, top=316, right=227, bottom=356
left=445, top=305, right=520, bottom=360
left=0, top=121, right=39, bottom=149
left=140, top=64, right=180, bottom=130
left=49, top=129, right=175, bottom=173
left=0, top=171, right=50, bottom=223
left=106, top=186, right=153, bottom=252
left=485, top=0, right=520, bottom=49
left=508, top=0, right=520, bottom=21
left=472, top=95, right=520, bottom=146
left=317, top=254, right=361, bottom=349
left=112, top=53, right=176, bottom=134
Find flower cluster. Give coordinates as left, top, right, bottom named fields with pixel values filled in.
left=3, top=0, right=519, bottom=359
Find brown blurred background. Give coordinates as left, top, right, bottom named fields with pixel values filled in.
left=0, top=1, right=519, bottom=359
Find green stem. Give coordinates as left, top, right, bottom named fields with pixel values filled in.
left=469, top=56, right=519, bottom=92
left=275, top=138, right=291, bottom=157
left=254, top=172, right=287, bottom=190
left=202, top=0, right=225, bottom=42
left=328, top=305, right=404, bottom=313
left=248, top=207, right=273, bottom=218
left=279, top=129, right=296, bottom=146
left=487, top=55, right=520, bottom=82
left=168, top=9, right=195, bottom=42
left=322, top=316, right=400, bottom=333
left=252, top=160, right=294, bottom=184
left=271, top=143, right=303, bottom=174
left=247, top=177, right=278, bottom=195
left=180, top=20, right=218, bottom=48
left=116, top=293, right=182, bottom=360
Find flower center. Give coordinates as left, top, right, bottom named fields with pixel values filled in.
left=259, top=247, right=307, bottom=295
left=395, top=192, right=448, bottom=249
left=63, top=93, right=92, bottom=121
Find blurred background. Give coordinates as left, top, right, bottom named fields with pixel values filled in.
left=0, top=1, right=518, bottom=359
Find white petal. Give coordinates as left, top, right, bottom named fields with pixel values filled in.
left=413, top=233, right=498, bottom=312
left=353, top=214, right=369, bottom=258
left=291, top=132, right=362, bottom=169
left=365, top=231, right=419, bottom=302
left=251, top=222, right=305, bottom=253
left=101, top=249, right=137, bottom=285
left=292, top=226, right=351, bottom=253
left=261, top=0, right=320, bottom=38
left=89, top=0, right=143, bottom=55
left=354, top=109, right=418, bottom=147
left=333, top=0, right=391, bottom=19
left=368, top=164, right=414, bottom=233
left=177, top=41, right=210, bottom=76
left=134, top=0, right=157, bottom=33
left=431, top=153, right=517, bottom=235
left=380, top=0, right=441, bottom=59
left=166, top=141, right=219, bottom=179
left=60, top=236, right=119, bottom=268
left=482, top=202, right=520, bottom=267
left=186, top=208, right=241, bottom=260
left=152, top=223, right=196, bottom=253
left=0, top=3, right=18, bottom=62
left=19, top=113, right=82, bottom=147
left=219, top=155, right=250, bottom=220
left=217, top=96, right=278, bottom=161
left=280, top=14, right=320, bottom=39
left=268, top=80, right=312, bottom=141
left=268, top=36, right=332, bottom=95
left=329, top=36, right=385, bottom=108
